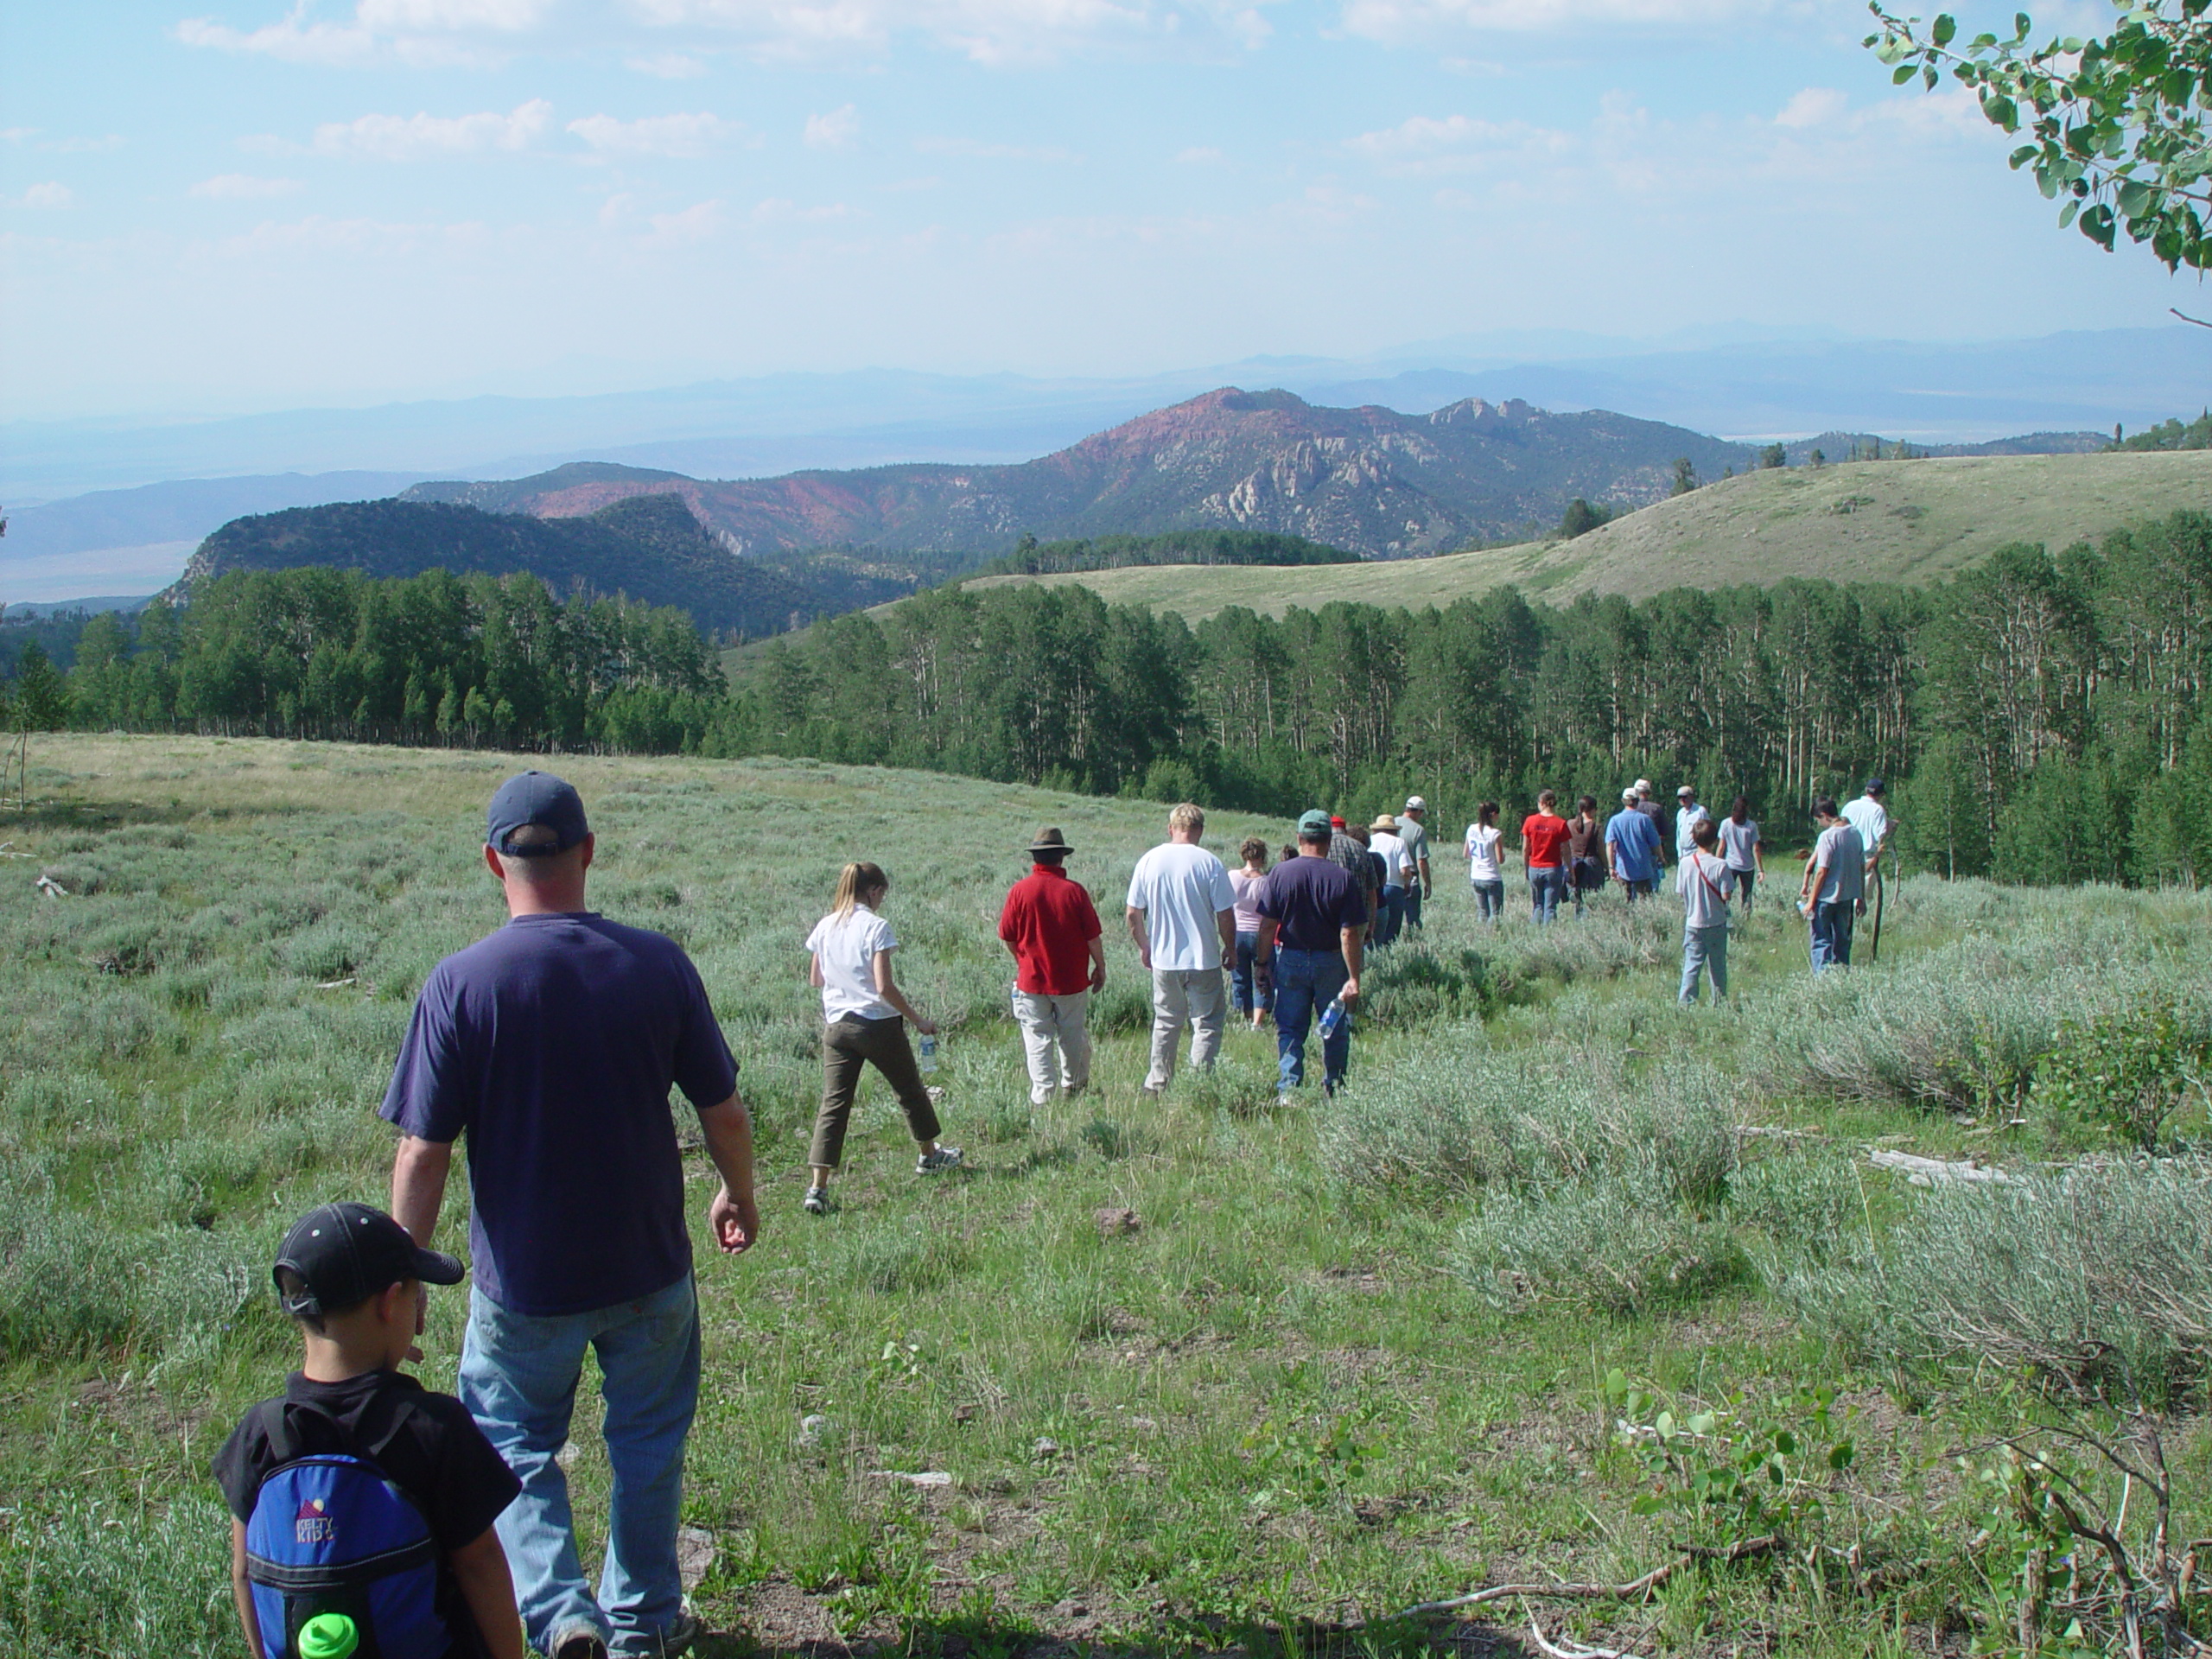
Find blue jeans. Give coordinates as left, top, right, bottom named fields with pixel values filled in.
left=1402, top=885, right=1423, bottom=931
left=1271, top=945, right=1350, bottom=1092
left=1681, top=922, right=1729, bottom=1002
left=1528, top=867, right=1566, bottom=925
left=1375, top=886, right=1405, bottom=947
left=1232, top=931, right=1274, bottom=1015
left=460, top=1274, right=701, bottom=1653
left=1471, top=879, right=1504, bottom=921
left=1731, top=869, right=1757, bottom=912
left=1810, top=901, right=1855, bottom=971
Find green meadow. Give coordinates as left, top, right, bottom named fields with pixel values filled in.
left=2, top=734, right=2207, bottom=1657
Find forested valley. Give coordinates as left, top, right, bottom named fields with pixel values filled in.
left=13, top=510, right=2212, bottom=885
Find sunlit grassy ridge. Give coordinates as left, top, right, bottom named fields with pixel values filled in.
left=948, top=451, right=2212, bottom=619
left=3, top=735, right=2209, bottom=1657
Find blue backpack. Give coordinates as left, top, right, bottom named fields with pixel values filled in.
left=242, top=1398, right=453, bottom=1659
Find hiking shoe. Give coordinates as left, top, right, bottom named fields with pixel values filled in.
left=552, top=1624, right=610, bottom=1659
left=803, top=1185, right=830, bottom=1215
left=916, top=1145, right=963, bottom=1174
left=613, top=1611, right=700, bottom=1658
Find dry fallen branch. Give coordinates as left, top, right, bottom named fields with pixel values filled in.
left=1378, top=1535, right=1779, bottom=1624
left=1868, top=1148, right=2014, bottom=1186
left=1524, top=1607, right=1651, bottom=1659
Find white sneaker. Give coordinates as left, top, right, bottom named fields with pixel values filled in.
left=916, top=1146, right=963, bottom=1173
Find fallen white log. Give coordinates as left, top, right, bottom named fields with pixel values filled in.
left=1868, top=1148, right=2015, bottom=1187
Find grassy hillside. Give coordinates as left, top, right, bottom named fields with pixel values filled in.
left=956, top=450, right=2212, bottom=619
left=6, top=734, right=2210, bottom=1658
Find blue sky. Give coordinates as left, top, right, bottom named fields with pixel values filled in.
left=1, top=0, right=2191, bottom=423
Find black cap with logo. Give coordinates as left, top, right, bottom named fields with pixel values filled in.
left=273, top=1201, right=465, bottom=1319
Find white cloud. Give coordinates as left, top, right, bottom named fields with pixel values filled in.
left=0, top=128, right=35, bottom=143
left=914, top=135, right=1079, bottom=162
left=355, top=0, right=547, bottom=26
left=621, top=0, right=1277, bottom=66
left=175, top=12, right=377, bottom=65
left=1339, top=0, right=1763, bottom=37
left=175, top=0, right=548, bottom=66
left=751, top=196, right=850, bottom=222
left=40, top=135, right=126, bottom=154
left=1176, top=145, right=1225, bottom=164
left=191, top=173, right=304, bottom=198
left=804, top=104, right=861, bottom=150
left=311, top=99, right=553, bottom=160
left=566, top=111, right=742, bottom=157
left=1344, top=111, right=1567, bottom=174
left=627, top=51, right=710, bottom=76
left=14, top=182, right=73, bottom=209
left=1776, top=87, right=1847, bottom=129
left=645, top=198, right=727, bottom=245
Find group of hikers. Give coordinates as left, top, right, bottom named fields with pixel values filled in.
left=217, top=768, right=1897, bottom=1659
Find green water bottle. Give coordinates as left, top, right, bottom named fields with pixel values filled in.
left=297, top=1612, right=359, bottom=1659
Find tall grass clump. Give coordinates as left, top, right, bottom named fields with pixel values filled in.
left=1452, top=1157, right=1748, bottom=1316
left=1873, top=1156, right=2212, bottom=1398
left=1318, top=1044, right=1734, bottom=1203
left=1763, top=918, right=2206, bottom=1113
left=0, top=1491, right=236, bottom=1656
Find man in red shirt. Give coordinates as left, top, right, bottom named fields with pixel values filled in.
left=1521, top=788, right=1571, bottom=925
left=997, top=826, right=1107, bottom=1104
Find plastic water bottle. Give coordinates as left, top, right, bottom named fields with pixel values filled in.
left=1317, top=997, right=1346, bottom=1039
left=298, top=1614, right=359, bottom=1659
left=918, top=1033, right=939, bottom=1074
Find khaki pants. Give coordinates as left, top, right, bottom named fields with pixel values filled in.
left=1146, top=967, right=1225, bottom=1091
left=812, top=1014, right=942, bottom=1168
left=1013, top=988, right=1092, bottom=1103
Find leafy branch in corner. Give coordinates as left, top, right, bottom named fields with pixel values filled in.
left=1865, top=0, right=2212, bottom=268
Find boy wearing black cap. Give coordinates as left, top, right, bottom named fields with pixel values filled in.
left=212, top=1201, right=524, bottom=1659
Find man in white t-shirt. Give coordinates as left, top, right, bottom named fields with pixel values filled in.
left=1125, top=802, right=1237, bottom=1095
left=1673, top=784, right=1710, bottom=858
left=1840, top=778, right=1892, bottom=880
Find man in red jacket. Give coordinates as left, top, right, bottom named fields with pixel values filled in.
left=997, top=826, right=1107, bottom=1103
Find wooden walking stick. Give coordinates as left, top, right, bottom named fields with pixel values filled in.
left=1867, top=862, right=1885, bottom=964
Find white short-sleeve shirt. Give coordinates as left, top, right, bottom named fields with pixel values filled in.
left=805, top=905, right=899, bottom=1021
left=1841, top=797, right=1890, bottom=863
left=1126, top=842, right=1236, bottom=971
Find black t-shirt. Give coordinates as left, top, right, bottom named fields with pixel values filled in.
left=213, top=1369, right=522, bottom=1653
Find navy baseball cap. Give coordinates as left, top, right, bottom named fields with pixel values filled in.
left=486, top=770, right=589, bottom=857
left=1865, top=776, right=1886, bottom=794
left=273, top=1201, right=463, bottom=1319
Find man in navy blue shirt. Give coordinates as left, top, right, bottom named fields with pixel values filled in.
left=384, top=772, right=759, bottom=1659
left=1255, top=810, right=1368, bottom=1099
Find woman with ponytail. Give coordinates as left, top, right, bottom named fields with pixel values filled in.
left=801, top=861, right=961, bottom=1215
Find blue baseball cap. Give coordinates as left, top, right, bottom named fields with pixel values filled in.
left=1297, top=809, right=1333, bottom=837
left=486, top=771, right=589, bottom=857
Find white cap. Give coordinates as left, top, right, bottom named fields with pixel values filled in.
left=1404, top=795, right=1426, bottom=811
left=1676, top=784, right=1695, bottom=797
left=1633, top=778, right=1652, bottom=793
left=1622, top=788, right=1638, bottom=803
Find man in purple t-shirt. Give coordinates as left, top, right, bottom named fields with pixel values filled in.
left=383, top=772, right=759, bottom=1659
left=1255, top=810, right=1368, bottom=1098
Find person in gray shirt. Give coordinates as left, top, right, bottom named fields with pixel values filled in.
left=1716, top=796, right=1763, bottom=912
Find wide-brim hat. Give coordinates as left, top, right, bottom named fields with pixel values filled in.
left=1370, top=814, right=1398, bottom=831
left=1028, top=825, right=1073, bottom=855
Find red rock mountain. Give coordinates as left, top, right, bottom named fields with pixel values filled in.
left=406, top=388, right=1751, bottom=559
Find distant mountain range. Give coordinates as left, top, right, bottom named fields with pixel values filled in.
left=385, top=389, right=1757, bottom=559
left=10, top=325, right=2206, bottom=509
left=174, top=386, right=2137, bottom=632
left=178, top=493, right=912, bottom=639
